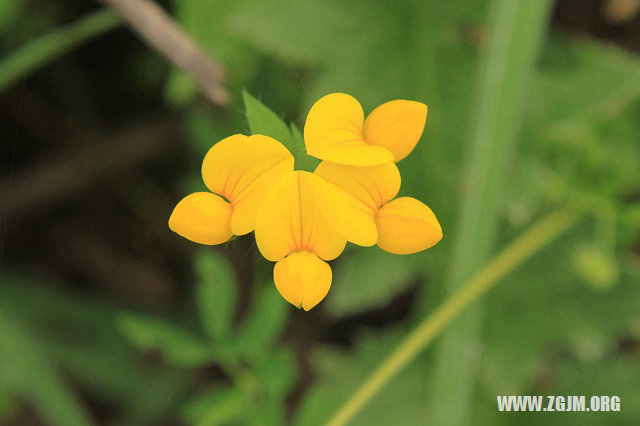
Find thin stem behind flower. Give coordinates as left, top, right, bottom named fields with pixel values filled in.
left=326, top=208, right=581, bottom=426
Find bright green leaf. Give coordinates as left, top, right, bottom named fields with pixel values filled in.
left=289, top=121, right=319, bottom=171
left=242, top=90, right=293, bottom=150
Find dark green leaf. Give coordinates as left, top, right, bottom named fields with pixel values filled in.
left=232, top=283, right=289, bottom=366
left=327, top=247, right=422, bottom=316
left=117, top=313, right=211, bottom=367
left=195, top=249, right=237, bottom=340
left=0, top=309, right=93, bottom=426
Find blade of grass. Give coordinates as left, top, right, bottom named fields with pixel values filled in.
left=326, top=208, right=580, bottom=426
left=0, top=8, right=121, bottom=92
left=428, top=1, right=553, bottom=424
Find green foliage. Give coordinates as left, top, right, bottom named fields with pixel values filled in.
left=2, top=0, right=640, bottom=425
left=243, top=90, right=294, bottom=149
left=0, top=9, right=121, bottom=92
left=295, top=328, right=428, bottom=426
left=0, top=309, right=93, bottom=426
left=242, top=90, right=318, bottom=170
left=195, top=249, right=237, bottom=340
left=117, top=313, right=212, bottom=367
left=0, top=0, right=24, bottom=33
left=327, top=247, right=423, bottom=316
left=115, top=252, right=294, bottom=425
left=0, top=277, right=189, bottom=426
left=232, top=283, right=289, bottom=366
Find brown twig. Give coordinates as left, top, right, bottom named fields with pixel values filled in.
left=0, top=120, right=180, bottom=216
left=97, top=0, right=229, bottom=106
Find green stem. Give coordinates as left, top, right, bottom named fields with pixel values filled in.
left=0, top=9, right=122, bottom=91
left=212, top=347, right=263, bottom=400
left=429, top=1, right=553, bottom=424
left=325, top=208, right=580, bottom=426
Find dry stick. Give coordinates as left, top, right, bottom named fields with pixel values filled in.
left=98, top=0, right=229, bottom=106
left=0, top=121, right=180, bottom=216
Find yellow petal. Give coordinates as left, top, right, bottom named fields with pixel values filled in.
left=363, top=100, right=427, bottom=162
left=202, top=134, right=294, bottom=235
left=273, top=251, right=332, bottom=311
left=375, top=197, right=442, bottom=254
left=307, top=172, right=378, bottom=247
left=314, top=161, right=401, bottom=212
left=168, top=192, right=232, bottom=245
left=255, top=171, right=347, bottom=262
left=304, top=93, right=394, bottom=166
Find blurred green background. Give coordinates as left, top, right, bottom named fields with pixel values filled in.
left=1, top=0, right=639, bottom=425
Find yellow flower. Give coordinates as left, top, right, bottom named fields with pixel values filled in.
left=169, top=134, right=294, bottom=244
left=254, top=170, right=377, bottom=310
left=169, top=92, right=441, bottom=311
left=303, top=93, right=428, bottom=166
left=314, top=161, right=442, bottom=254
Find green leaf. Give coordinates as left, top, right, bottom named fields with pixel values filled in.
left=182, top=385, right=243, bottom=425
left=0, top=309, right=93, bottom=426
left=242, top=90, right=293, bottom=149
left=194, top=249, right=237, bottom=341
left=327, top=247, right=422, bottom=316
left=0, top=276, right=190, bottom=425
left=479, top=231, right=640, bottom=396
left=255, top=347, right=298, bottom=399
left=191, top=387, right=246, bottom=426
left=429, top=2, right=554, bottom=424
left=290, top=122, right=319, bottom=172
left=232, top=283, right=289, bottom=366
left=0, top=391, right=18, bottom=424
left=117, top=313, right=211, bottom=368
left=295, top=327, right=427, bottom=426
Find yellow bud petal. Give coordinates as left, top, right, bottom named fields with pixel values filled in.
left=169, top=192, right=232, bottom=245
left=202, top=134, right=294, bottom=235
left=375, top=197, right=442, bottom=254
left=314, top=161, right=401, bottom=212
left=273, top=251, right=332, bottom=311
left=304, top=93, right=394, bottom=166
left=363, top=100, right=427, bottom=162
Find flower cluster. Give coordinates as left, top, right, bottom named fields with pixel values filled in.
left=169, top=93, right=442, bottom=310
